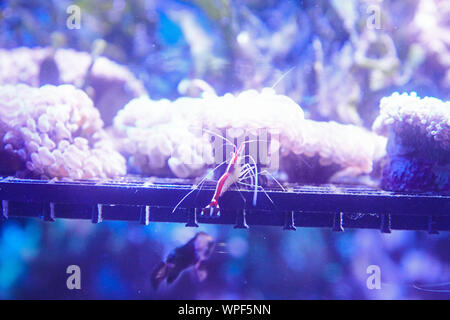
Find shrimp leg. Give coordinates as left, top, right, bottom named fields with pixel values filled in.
left=238, top=166, right=286, bottom=208
left=237, top=181, right=275, bottom=206
left=245, top=169, right=286, bottom=192
left=172, top=159, right=228, bottom=213
left=201, top=169, right=232, bottom=217
left=202, top=143, right=246, bottom=217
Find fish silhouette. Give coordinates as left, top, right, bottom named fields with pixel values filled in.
left=151, top=232, right=215, bottom=290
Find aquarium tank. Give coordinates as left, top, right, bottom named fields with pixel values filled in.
left=0, top=0, right=449, bottom=301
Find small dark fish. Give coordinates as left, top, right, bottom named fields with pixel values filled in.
left=151, top=232, right=215, bottom=290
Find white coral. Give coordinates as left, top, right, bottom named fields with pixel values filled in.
left=0, top=47, right=50, bottom=87
left=113, top=88, right=306, bottom=178
left=0, top=47, right=145, bottom=96
left=199, top=88, right=305, bottom=154
left=113, top=87, right=384, bottom=179
left=0, top=84, right=126, bottom=179
left=113, top=96, right=214, bottom=178
left=300, top=120, right=387, bottom=175
left=373, top=92, right=450, bottom=150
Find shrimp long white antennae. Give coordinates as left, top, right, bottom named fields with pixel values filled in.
left=237, top=181, right=275, bottom=205
left=245, top=169, right=286, bottom=192
left=239, top=164, right=254, bottom=179
left=239, top=162, right=256, bottom=202
left=245, top=154, right=259, bottom=206
left=239, top=163, right=255, bottom=186
left=171, top=159, right=229, bottom=213
left=413, top=286, right=450, bottom=293
left=272, top=66, right=296, bottom=89
left=239, top=151, right=285, bottom=191
left=190, top=127, right=236, bottom=151
left=412, top=282, right=450, bottom=293
left=239, top=155, right=285, bottom=207
left=190, top=126, right=270, bottom=152
left=236, top=154, right=259, bottom=206
left=233, top=182, right=247, bottom=204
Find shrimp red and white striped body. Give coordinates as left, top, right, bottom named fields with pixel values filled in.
left=171, top=130, right=283, bottom=216
left=202, top=143, right=245, bottom=216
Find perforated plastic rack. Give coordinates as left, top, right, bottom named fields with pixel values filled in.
left=0, top=175, right=448, bottom=233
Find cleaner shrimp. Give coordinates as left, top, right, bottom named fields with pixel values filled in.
left=172, top=129, right=284, bottom=216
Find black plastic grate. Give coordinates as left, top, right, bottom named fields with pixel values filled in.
left=0, top=176, right=448, bottom=233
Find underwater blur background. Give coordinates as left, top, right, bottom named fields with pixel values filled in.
left=0, top=0, right=449, bottom=299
